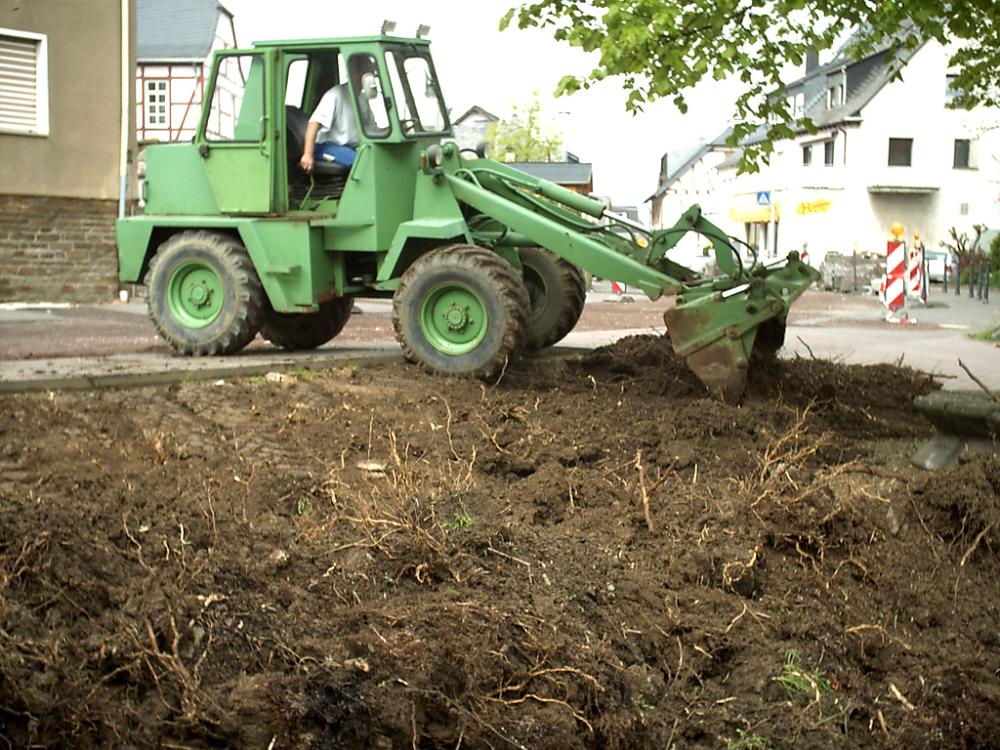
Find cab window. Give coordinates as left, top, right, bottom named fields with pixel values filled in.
left=204, top=53, right=264, bottom=142
left=384, top=48, right=448, bottom=136
left=348, top=53, right=390, bottom=138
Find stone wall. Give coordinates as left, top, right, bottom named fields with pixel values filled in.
left=0, top=195, right=120, bottom=302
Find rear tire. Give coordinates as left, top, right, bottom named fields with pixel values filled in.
left=519, top=246, right=586, bottom=349
left=145, top=231, right=265, bottom=355
left=392, top=244, right=529, bottom=379
left=261, top=297, right=354, bottom=350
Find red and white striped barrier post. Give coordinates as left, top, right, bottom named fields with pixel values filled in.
left=907, top=232, right=926, bottom=304
left=882, top=242, right=906, bottom=313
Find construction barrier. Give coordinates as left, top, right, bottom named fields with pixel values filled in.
left=907, top=242, right=925, bottom=303
left=880, top=239, right=906, bottom=313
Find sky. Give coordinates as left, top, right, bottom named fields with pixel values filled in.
left=222, top=0, right=742, bottom=216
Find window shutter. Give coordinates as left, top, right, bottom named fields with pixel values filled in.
left=0, top=32, right=42, bottom=132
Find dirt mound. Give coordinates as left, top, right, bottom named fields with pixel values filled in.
left=2, top=336, right=998, bottom=749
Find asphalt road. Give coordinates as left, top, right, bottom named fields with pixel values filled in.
left=1, top=285, right=996, bottom=392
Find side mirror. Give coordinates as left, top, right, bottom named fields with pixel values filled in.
left=360, top=72, right=379, bottom=100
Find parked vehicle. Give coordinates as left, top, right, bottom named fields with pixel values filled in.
left=925, top=250, right=954, bottom=282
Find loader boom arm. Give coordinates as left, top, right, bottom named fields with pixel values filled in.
left=425, top=143, right=820, bottom=401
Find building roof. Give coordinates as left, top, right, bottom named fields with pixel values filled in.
left=653, top=28, right=926, bottom=185
left=647, top=128, right=732, bottom=201
left=749, top=27, right=925, bottom=142
left=453, top=105, right=500, bottom=125
left=510, top=161, right=593, bottom=186
left=137, top=0, right=233, bottom=61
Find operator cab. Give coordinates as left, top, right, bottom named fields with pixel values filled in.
left=187, top=36, right=452, bottom=217
left=278, top=39, right=451, bottom=208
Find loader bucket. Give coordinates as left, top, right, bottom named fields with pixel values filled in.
left=664, top=255, right=820, bottom=402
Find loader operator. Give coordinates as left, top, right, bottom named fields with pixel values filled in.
left=299, top=57, right=377, bottom=173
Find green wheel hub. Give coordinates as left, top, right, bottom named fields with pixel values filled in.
left=167, top=260, right=224, bottom=329
left=420, top=283, right=488, bottom=355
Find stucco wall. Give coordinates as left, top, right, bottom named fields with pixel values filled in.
left=0, top=0, right=136, bottom=200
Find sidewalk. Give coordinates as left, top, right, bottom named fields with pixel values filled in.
left=1, top=287, right=996, bottom=392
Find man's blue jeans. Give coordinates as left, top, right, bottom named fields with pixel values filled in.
left=315, top=142, right=357, bottom=167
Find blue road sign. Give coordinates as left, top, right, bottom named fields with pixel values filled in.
left=756, top=191, right=771, bottom=206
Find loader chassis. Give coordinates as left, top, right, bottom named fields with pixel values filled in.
left=117, top=34, right=819, bottom=401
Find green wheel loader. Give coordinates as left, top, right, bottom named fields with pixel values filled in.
left=117, top=33, right=819, bottom=402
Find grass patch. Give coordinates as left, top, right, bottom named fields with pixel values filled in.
left=773, top=650, right=831, bottom=701
left=724, top=730, right=772, bottom=750
left=968, top=329, right=996, bottom=342
left=442, top=510, right=473, bottom=532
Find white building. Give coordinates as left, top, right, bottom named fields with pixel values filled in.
left=452, top=105, right=499, bottom=150
left=135, top=0, right=237, bottom=144
left=647, top=130, right=734, bottom=267
left=649, top=35, right=1000, bottom=269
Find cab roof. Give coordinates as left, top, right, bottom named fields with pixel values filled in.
left=250, top=35, right=430, bottom=50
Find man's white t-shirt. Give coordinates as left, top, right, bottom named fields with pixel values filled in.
left=310, top=84, right=359, bottom=148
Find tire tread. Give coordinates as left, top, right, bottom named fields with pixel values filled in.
left=392, top=244, right=529, bottom=379
left=145, top=230, right=265, bottom=356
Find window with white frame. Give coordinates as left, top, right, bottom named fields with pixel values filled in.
left=953, top=138, right=976, bottom=169
left=826, top=84, right=843, bottom=109
left=145, top=79, right=169, bottom=128
left=785, top=92, right=805, bottom=119
left=824, top=139, right=835, bottom=166
left=888, top=137, right=913, bottom=167
left=0, top=28, right=49, bottom=135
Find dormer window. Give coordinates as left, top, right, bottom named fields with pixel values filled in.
left=826, top=84, right=843, bottom=109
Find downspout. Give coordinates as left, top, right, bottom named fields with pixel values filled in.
left=840, top=66, right=847, bottom=165
left=117, top=0, right=130, bottom=218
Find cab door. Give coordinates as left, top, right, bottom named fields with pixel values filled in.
left=197, top=51, right=275, bottom=215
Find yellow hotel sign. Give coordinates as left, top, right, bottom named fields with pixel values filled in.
left=797, top=199, right=832, bottom=215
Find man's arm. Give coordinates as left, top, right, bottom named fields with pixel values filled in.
left=299, top=120, right=321, bottom=173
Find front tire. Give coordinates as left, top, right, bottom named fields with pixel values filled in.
left=145, top=231, right=265, bottom=355
left=519, top=247, right=586, bottom=349
left=261, top=297, right=354, bottom=350
left=392, top=245, right=529, bottom=379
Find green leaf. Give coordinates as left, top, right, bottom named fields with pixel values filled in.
left=500, top=0, right=1000, bottom=172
